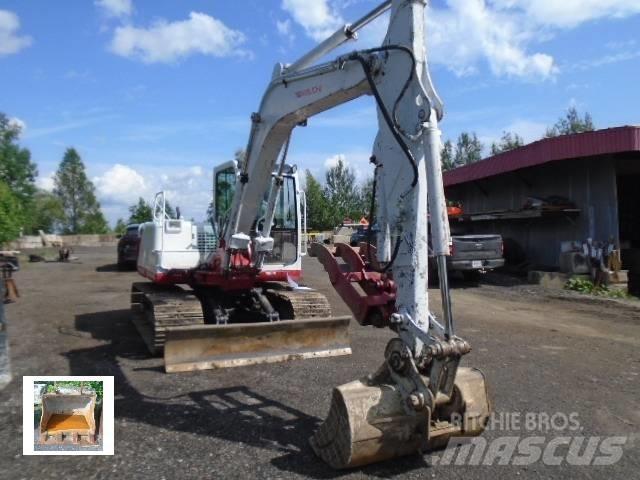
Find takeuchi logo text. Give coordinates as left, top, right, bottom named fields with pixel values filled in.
left=295, top=85, right=322, bottom=98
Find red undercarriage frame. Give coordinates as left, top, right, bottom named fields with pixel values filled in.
left=139, top=247, right=301, bottom=290
left=311, top=242, right=397, bottom=327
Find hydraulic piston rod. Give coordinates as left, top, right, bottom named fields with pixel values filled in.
left=285, top=1, right=392, bottom=74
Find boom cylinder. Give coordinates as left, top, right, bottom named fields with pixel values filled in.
left=285, top=1, right=393, bottom=74
left=424, top=113, right=454, bottom=338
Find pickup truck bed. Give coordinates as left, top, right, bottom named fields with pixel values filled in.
left=429, top=234, right=504, bottom=282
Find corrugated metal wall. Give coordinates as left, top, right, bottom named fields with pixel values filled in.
left=445, top=156, right=620, bottom=268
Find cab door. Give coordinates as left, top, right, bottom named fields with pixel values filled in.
left=212, top=161, right=238, bottom=243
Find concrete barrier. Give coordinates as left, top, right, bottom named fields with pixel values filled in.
left=6, top=234, right=119, bottom=249
left=59, top=234, right=119, bottom=247
left=6, top=236, right=41, bottom=249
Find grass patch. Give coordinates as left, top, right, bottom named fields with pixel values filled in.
left=564, top=276, right=632, bottom=299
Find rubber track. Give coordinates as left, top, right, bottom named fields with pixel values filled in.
left=264, top=287, right=332, bottom=319
left=131, top=282, right=204, bottom=354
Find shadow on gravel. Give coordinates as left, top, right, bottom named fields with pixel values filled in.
left=432, top=271, right=528, bottom=291
left=95, top=264, right=137, bottom=272
left=95, top=264, right=120, bottom=272
left=66, top=308, right=430, bottom=478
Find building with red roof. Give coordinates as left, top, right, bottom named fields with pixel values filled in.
left=443, top=126, right=640, bottom=275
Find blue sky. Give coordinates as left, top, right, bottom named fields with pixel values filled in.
left=1, top=0, right=639, bottom=225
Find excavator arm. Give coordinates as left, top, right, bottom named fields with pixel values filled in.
left=213, top=0, right=491, bottom=468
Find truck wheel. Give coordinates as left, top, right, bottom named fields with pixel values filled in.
left=117, top=255, right=126, bottom=271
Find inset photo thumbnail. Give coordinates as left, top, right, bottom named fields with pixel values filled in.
left=23, top=376, right=114, bottom=455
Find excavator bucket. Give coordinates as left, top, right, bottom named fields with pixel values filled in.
left=39, top=393, right=97, bottom=445
left=310, top=366, right=491, bottom=469
left=164, top=316, right=352, bottom=373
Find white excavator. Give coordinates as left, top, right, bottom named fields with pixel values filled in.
left=131, top=0, right=490, bottom=469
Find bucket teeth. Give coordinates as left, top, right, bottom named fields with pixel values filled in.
left=309, top=388, right=352, bottom=469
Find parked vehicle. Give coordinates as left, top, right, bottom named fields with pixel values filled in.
left=117, top=224, right=140, bottom=270
left=350, top=224, right=378, bottom=246
left=429, top=233, right=504, bottom=282
left=448, top=234, right=504, bottom=280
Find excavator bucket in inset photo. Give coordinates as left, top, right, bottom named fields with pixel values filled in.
left=39, top=393, right=97, bottom=445
left=163, top=316, right=352, bottom=373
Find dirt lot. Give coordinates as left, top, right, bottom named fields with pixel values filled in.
left=1, top=247, right=639, bottom=479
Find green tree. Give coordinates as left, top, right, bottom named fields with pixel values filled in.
left=45, top=380, right=103, bottom=401
left=53, top=148, right=108, bottom=234
left=304, top=170, right=331, bottom=230
left=359, top=176, right=374, bottom=220
left=81, top=210, right=109, bottom=234
left=24, top=189, right=65, bottom=234
left=0, top=180, right=23, bottom=244
left=545, top=107, right=595, bottom=137
left=491, top=131, right=524, bottom=155
left=164, top=199, right=176, bottom=219
left=441, top=139, right=455, bottom=171
left=454, top=132, right=483, bottom=166
left=114, top=218, right=127, bottom=235
left=324, top=159, right=362, bottom=226
left=0, top=113, right=37, bottom=205
left=127, top=197, right=176, bottom=224
left=127, top=197, right=153, bottom=224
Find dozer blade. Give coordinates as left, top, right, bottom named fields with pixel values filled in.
left=310, top=366, right=491, bottom=469
left=164, top=316, right=352, bottom=373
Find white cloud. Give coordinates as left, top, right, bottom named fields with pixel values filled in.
left=281, top=0, right=342, bottom=41
left=25, top=114, right=117, bottom=139
left=110, top=12, right=250, bottom=63
left=95, top=0, right=132, bottom=18
left=276, top=18, right=295, bottom=44
left=94, top=164, right=148, bottom=206
left=0, top=10, right=32, bottom=56
left=37, top=172, right=55, bottom=192
left=426, top=0, right=556, bottom=79
left=64, top=69, right=94, bottom=81
left=426, top=0, right=640, bottom=78
left=502, top=0, right=640, bottom=28
left=8, top=116, right=26, bottom=136
left=499, top=119, right=548, bottom=144
left=605, top=39, right=636, bottom=50
left=324, top=153, right=346, bottom=170
left=571, top=50, right=640, bottom=71
left=320, top=150, right=373, bottom=183
left=349, top=0, right=640, bottom=80
left=276, top=19, right=291, bottom=36
left=92, top=163, right=212, bottom=224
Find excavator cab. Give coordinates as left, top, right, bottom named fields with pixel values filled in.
left=212, top=161, right=303, bottom=272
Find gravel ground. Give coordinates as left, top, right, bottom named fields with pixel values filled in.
left=1, top=246, right=639, bottom=479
